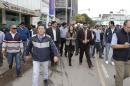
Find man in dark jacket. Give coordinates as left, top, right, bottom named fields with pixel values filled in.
left=77, top=24, right=93, bottom=68
left=46, top=21, right=61, bottom=50
left=25, top=25, right=59, bottom=86
left=111, top=20, right=130, bottom=86
left=104, top=21, right=118, bottom=65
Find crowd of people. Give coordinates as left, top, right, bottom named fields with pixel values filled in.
left=0, top=20, right=130, bottom=86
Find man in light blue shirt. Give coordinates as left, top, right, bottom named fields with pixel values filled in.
left=59, top=22, right=68, bottom=56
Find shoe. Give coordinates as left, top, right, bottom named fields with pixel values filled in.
left=16, top=74, right=23, bottom=77
left=69, top=63, right=72, bottom=66
left=111, top=62, right=115, bottom=65
left=0, top=63, right=3, bottom=67
left=9, top=65, right=12, bottom=69
left=44, top=79, right=48, bottom=86
left=79, top=62, right=82, bottom=65
left=105, top=61, right=109, bottom=64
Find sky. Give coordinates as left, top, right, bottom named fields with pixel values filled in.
left=78, top=0, right=130, bottom=18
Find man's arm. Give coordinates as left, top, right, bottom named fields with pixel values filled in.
left=111, top=33, right=130, bottom=49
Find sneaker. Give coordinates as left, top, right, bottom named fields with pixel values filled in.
left=9, top=65, right=12, bottom=69
left=111, top=62, right=115, bottom=65
left=105, top=61, right=109, bottom=64
left=44, top=79, right=48, bottom=86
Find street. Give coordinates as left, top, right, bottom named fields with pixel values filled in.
left=0, top=50, right=130, bottom=86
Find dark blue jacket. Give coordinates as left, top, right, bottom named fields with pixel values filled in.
left=105, top=28, right=118, bottom=43
left=113, top=29, right=130, bottom=61
left=17, top=27, right=30, bottom=41
left=26, top=34, right=59, bottom=62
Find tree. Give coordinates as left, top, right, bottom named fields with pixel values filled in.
left=75, top=14, right=96, bottom=26
left=74, top=14, right=86, bottom=23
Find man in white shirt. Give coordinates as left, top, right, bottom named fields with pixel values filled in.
left=0, top=31, right=5, bottom=66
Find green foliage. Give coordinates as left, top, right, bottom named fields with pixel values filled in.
left=75, top=14, right=96, bottom=26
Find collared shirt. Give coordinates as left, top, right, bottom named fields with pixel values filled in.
left=60, top=26, right=68, bottom=38
left=0, top=31, right=5, bottom=44
left=94, top=29, right=101, bottom=42
left=38, top=34, right=45, bottom=40
left=52, top=28, right=57, bottom=41
left=111, top=27, right=115, bottom=33
left=111, top=33, right=117, bottom=45
left=10, top=31, right=17, bottom=39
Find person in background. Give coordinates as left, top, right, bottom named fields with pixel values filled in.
left=104, top=21, right=118, bottom=65
left=25, top=25, right=59, bottom=86
left=93, top=25, right=102, bottom=58
left=2, top=24, right=23, bottom=77
left=75, top=23, right=81, bottom=55
left=89, top=27, right=96, bottom=58
left=0, top=31, right=5, bottom=67
left=46, top=21, right=61, bottom=50
left=111, top=20, right=130, bottom=86
left=1, top=24, right=9, bottom=34
left=59, top=22, right=68, bottom=56
left=77, top=24, right=93, bottom=68
left=17, top=22, right=30, bottom=61
left=100, top=27, right=105, bottom=56
left=66, top=25, right=76, bottom=66
left=47, top=22, right=52, bottom=29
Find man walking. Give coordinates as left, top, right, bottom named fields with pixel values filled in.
left=111, top=20, right=130, bottom=86
left=25, top=25, right=59, bottom=86
left=77, top=24, right=93, bottom=68
left=105, top=21, right=118, bottom=65
left=2, top=24, right=23, bottom=77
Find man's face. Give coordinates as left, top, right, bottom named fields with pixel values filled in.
left=37, top=26, right=45, bottom=35
left=109, top=23, right=113, bottom=28
left=124, top=21, right=130, bottom=33
left=10, top=25, right=17, bottom=33
left=52, top=23, right=57, bottom=28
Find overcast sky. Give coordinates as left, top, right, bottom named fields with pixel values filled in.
left=78, top=0, right=130, bottom=17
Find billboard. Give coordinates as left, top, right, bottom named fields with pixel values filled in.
left=49, top=0, right=55, bottom=16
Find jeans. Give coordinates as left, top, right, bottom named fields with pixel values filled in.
left=105, top=43, right=113, bottom=62
left=32, top=61, right=49, bottom=86
left=22, top=41, right=27, bottom=59
left=89, top=45, right=94, bottom=58
left=7, top=52, right=21, bottom=75
left=93, top=42, right=102, bottom=58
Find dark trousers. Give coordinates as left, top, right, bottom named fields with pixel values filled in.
left=67, top=45, right=75, bottom=65
left=75, top=39, right=79, bottom=55
left=60, top=38, right=66, bottom=56
left=79, top=44, right=92, bottom=67
left=94, top=42, right=102, bottom=58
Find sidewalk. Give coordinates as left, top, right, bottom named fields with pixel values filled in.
left=0, top=59, right=9, bottom=75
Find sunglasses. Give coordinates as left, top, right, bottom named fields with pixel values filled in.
left=12, top=28, right=17, bottom=29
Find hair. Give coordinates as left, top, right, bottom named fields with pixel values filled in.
left=124, top=20, right=130, bottom=26
left=20, top=22, right=25, bottom=25
left=68, top=25, right=75, bottom=33
left=37, top=25, right=45, bottom=30
left=62, top=22, right=67, bottom=26
left=109, top=21, right=115, bottom=26
left=51, top=21, right=57, bottom=25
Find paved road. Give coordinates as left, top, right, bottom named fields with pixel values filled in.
left=1, top=50, right=130, bottom=86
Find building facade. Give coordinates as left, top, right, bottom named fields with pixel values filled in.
left=0, top=0, right=41, bottom=28
left=55, top=0, right=78, bottom=23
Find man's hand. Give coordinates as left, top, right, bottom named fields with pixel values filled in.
left=24, top=56, right=30, bottom=62
left=53, top=56, right=59, bottom=63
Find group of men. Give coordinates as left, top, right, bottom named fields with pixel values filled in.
left=0, top=20, right=130, bottom=86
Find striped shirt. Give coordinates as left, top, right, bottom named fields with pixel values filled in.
left=2, top=32, right=23, bottom=53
